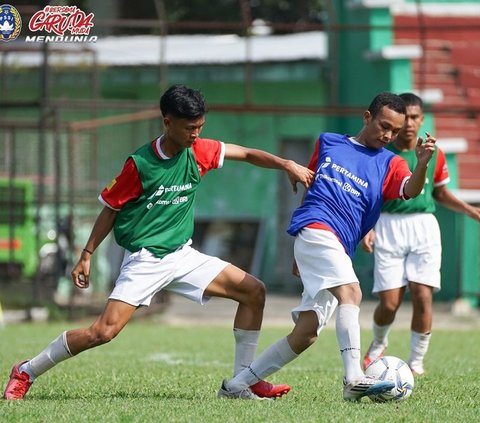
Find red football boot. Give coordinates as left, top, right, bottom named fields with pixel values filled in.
left=3, top=361, right=33, bottom=400
left=250, top=380, right=291, bottom=398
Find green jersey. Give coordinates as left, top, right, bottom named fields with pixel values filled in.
left=382, top=144, right=444, bottom=214
left=113, top=142, right=201, bottom=258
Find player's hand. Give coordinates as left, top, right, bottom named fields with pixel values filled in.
left=466, top=205, right=480, bottom=222
left=71, top=252, right=91, bottom=289
left=361, top=229, right=375, bottom=253
left=285, top=161, right=315, bottom=194
left=415, top=131, right=436, bottom=166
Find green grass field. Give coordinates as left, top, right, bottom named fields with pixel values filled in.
left=1, top=321, right=479, bottom=422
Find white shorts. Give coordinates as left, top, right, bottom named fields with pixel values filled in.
left=109, top=244, right=229, bottom=307
left=291, top=228, right=359, bottom=333
left=372, top=213, right=441, bottom=294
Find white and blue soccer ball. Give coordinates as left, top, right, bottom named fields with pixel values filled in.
left=365, top=355, right=414, bottom=402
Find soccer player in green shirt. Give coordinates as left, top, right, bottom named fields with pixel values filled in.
left=3, top=85, right=314, bottom=401
left=362, top=93, right=480, bottom=375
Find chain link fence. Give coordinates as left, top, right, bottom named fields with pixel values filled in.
left=0, top=107, right=167, bottom=316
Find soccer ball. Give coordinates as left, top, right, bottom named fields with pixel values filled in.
left=365, top=356, right=414, bottom=402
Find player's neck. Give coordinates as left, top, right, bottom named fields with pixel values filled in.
left=160, top=134, right=184, bottom=158
left=392, top=136, right=416, bottom=152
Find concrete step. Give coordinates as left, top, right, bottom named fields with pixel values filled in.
left=451, top=46, right=480, bottom=67
left=411, top=61, right=456, bottom=74
left=412, top=72, right=456, bottom=85
left=435, top=116, right=478, bottom=131
left=466, top=88, right=480, bottom=105
left=459, top=68, right=480, bottom=89
left=435, top=128, right=479, bottom=140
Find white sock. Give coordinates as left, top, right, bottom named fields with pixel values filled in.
left=227, top=337, right=298, bottom=390
left=336, top=304, right=363, bottom=382
left=372, top=321, right=391, bottom=347
left=21, top=332, right=73, bottom=380
left=233, top=328, right=260, bottom=376
left=408, top=331, right=431, bottom=368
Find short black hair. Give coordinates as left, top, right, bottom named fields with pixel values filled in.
left=399, top=92, right=424, bottom=110
left=159, top=84, right=207, bottom=119
left=367, top=92, right=406, bottom=118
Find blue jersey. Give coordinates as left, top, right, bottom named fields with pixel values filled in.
left=287, top=132, right=403, bottom=258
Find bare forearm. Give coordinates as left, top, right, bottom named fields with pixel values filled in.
left=434, top=188, right=480, bottom=220
left=83, top=206, right=117, bottom=254
left=404, top=163, right=428, bottom=198
left=435, top=190, right=467, bottom=213
left=224, top=143, right=314, bottom=192
left=239, top=148, right=292, bottom=171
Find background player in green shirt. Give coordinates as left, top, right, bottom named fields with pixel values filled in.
left=362, top=93, right=480, bottom=375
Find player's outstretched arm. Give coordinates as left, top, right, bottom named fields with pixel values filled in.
left=433, top=185, right=480, bottom=222
left=71, top=206, right=118, bottom=289
left=224, top=143, right=314, bottom=193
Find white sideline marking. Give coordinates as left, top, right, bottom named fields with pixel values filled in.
left=148, top=352, right=229, bottom=367
left=147, top=352, right=323, bottom=372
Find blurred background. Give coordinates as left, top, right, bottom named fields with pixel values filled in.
left=0, top=0, right=479, bottom=321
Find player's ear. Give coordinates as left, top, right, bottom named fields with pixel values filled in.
left=363, top=110, right=372, bottom=125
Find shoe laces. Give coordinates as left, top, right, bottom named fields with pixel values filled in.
left=13, top=372, right=30, bottom=386
left=344, top=374, right=377, bottom=387
left=10, top=376, right=31, bottom=395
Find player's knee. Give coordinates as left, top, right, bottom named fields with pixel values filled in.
left=248, top=278, right=266, bottom=308
left=335, top=283, right=362, bottom=305
left=88, top=325, right=119, bottom=346
left=381, top=300, right=400, bottom=314
left=413, top=291, right=431, bottom=306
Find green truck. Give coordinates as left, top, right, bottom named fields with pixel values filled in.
left=0, top=178, right=37, bottom=279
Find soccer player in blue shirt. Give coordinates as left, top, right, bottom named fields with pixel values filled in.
left=219, top=92, right=436, bottom=401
